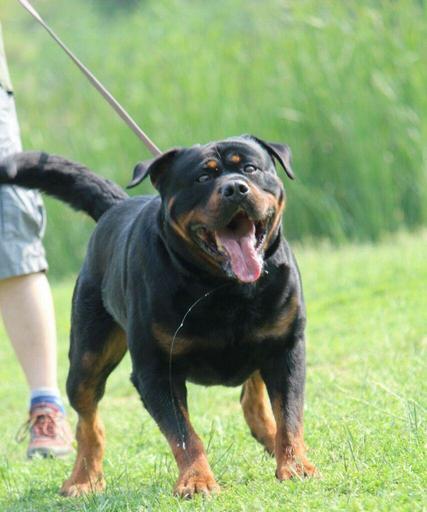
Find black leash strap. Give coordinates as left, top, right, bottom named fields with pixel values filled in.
left=18, top=0, right=162, bottom=157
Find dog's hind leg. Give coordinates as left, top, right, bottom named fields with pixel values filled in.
left=240, top=371, right=277, bottom=455
left=59, top=278, right=127, bottom=497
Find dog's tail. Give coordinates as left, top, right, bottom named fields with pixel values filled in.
left=0, top=152, right=128, bottom=221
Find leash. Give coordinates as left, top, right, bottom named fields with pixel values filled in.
left=17, top=0, right=162, bottom=157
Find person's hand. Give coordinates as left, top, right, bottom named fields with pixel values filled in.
left=0, top=154, right=18, bottom=181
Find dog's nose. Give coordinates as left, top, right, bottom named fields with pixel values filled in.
left=220, top=181, right=249, bottom=201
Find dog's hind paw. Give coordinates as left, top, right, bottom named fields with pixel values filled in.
left=276, top=457, right=318, bottom=481
left=59, top=477, right=106, bottom=497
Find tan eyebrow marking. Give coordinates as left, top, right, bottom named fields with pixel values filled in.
left=229, top=154, right=241, bottom=164
left=206, top=159, right=219, bottom=169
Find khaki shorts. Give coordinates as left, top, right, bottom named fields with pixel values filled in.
left=0, top=86, right=48, bottom=279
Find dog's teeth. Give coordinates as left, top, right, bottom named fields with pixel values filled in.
left=215, top=233, right=223, bottom=250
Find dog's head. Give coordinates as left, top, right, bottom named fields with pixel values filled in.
left=128, top=135, right=294, bottom=283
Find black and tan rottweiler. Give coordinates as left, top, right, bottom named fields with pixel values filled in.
left=0, top=135, right=316, bottom=497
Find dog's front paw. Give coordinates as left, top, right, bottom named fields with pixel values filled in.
left=276, top=457, right=318, bottom=481
left=59, top=476, right=106, bottom=497
left=174, top=471, right=220, bottom=498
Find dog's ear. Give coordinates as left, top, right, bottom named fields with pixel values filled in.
left=250, top=136, right=295, bottom=179
left=127, top=149, right=181, bottom=190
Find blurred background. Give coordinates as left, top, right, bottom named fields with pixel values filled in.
left=1, top=0, right=426, bottom=278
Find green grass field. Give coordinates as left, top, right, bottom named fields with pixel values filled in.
left=2, top=0, right=427, bottom=277
left=0, top=231, right=425, bottom=511
left=0, top=1, right=426, bottom=509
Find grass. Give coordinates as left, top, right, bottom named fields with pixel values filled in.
left=0, top=231, right=425, bottom=511
left=2, top=0, right=427, bottom=277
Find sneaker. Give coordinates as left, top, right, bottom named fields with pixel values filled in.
left=16, top=402, right=74, bottom=458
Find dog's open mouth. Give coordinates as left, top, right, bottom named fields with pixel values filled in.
left=192, top=210, right=272, bottom=283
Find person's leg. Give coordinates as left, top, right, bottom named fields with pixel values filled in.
left=0, top=28, right=72, bottom=457
left=0, top=272, right=58, bottom=391
left=0, top=271, right=73, bottom=458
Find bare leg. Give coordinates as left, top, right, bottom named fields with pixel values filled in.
left=0, top=272, right=58, bottom=390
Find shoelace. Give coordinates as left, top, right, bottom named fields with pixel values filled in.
left=16, top=408, right=62, bottom=443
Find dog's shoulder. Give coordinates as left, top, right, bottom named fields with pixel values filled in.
left=83, top=194, right=161, bottom=276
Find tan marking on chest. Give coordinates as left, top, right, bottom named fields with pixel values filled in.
left=254, top=294, right=299, bottom=340
left=153, top=323, right=203, bottom=356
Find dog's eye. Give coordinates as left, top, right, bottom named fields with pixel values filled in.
left=243, top=164, right=257, bottom=174
left=196, top=174, right=212, bottom=183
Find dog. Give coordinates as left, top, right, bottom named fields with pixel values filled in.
left=0, top=135, right=316, bottom=497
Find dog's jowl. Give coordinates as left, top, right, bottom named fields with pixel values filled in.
left=0, top=135, right=317, bottom=497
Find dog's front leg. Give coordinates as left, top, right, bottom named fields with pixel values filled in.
left=130, top=349, right=219, bottom=497
left=262, top=337, right=317, bottom=481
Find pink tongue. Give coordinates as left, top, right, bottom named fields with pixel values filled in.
left=216, top=226, right=262, bottom=283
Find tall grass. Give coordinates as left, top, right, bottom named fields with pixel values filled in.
left=2, top=0, right=426, bottom=277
